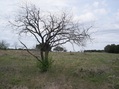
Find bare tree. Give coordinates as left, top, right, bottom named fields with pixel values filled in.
left=11, top=5, right=91, bottom=71
left=0, top=40, right=9, bottom=50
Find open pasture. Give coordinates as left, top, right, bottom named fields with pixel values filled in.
left=0, top=50, right=119, bottom=89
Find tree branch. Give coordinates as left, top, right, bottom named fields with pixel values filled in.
left=19, top=40, right=42, bottom=62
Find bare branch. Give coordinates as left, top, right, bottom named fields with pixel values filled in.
left=19, top=40, right=42, bottom=62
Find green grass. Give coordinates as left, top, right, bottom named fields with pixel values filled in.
left=0, top=50, right=119, bottom=89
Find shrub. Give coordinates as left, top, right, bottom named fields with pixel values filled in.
left=37, top=57, right=53, bottom=72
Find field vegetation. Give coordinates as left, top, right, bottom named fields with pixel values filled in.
left=0, top=50, right=119, bottom=89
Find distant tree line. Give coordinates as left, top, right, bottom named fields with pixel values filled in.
left=53, top=46, right=67, bottom=52
left=84, top=50, right=104, bottom=52
left=104, top=44, right=119, bottom=53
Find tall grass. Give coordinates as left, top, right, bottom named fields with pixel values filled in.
left=0, top=50, right=119, bottom=89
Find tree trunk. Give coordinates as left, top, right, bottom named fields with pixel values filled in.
left=40, top=51, right=49, bottom=60
left=45, top=51, right=49, bottom=60
left=39, top=44, right=51, bottom=72
left=40, top=51, right=44, bottom=60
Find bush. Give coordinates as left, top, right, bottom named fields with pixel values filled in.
left=37, top=57, right=53, bottom=72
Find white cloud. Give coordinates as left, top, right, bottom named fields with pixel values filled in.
left=93, top=1, right=99, bottom=7
left=115, top=9, right=119, bottom=20
left=93, top=1, right=107, bottom=8
left=94, top=8, right=108, bottom=15
left=106, top=9, right=119, bottom=30
left=21, top=0, right=68, bottom=10
left=78, top=12, right=97, bottom=22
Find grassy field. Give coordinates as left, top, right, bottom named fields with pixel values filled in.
left=0, top=50, right=119, bottom=89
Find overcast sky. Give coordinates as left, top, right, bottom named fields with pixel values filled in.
left=0, top=0, right=119, bottom=51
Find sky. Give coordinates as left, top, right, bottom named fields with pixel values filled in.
left=0, top=0, right=119, bottom=51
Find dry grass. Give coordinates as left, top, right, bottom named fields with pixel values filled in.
left=0, top=50, right=119, bottom=89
